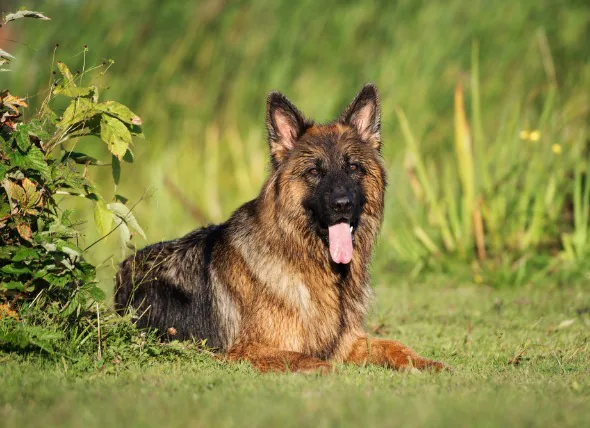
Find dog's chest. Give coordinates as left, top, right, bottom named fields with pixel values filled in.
left=237, top=242, right=366, bottom=355
left=261, top=270, right=364, bottom=356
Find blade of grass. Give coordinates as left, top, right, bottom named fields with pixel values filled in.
left=454, top=81, right=475, bottom=258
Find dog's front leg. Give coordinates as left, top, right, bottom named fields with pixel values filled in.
left=226, top=343, right=333, bottom=374
left=344, top=337, right=449, bottom=372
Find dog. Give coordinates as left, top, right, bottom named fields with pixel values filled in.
left=115, top=84, right=447, bottom=373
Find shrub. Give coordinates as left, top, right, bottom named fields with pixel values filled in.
left=0, top=9, right=145, bottom=356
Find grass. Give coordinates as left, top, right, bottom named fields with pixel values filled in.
left=2, top=276, right=589, bottom=428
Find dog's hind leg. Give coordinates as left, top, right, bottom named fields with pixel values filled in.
left=226, top=343, right=333, bottom=374
left=344, top=337, right=450, bottom=372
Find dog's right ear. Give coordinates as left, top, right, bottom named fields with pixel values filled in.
left=266, top=92, right=308, bottom=167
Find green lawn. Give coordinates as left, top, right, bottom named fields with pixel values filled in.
left=2, top=279, right=588, bottom=428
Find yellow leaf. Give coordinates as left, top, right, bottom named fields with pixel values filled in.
left=100, top=115, right=132, bottom=160
left=21, top=178, right=41, bottom=208
left=57, top=61, right=75, bottom=85
left=7, top=181, right=26, bottom=206
left=16, top=222, right=32, bottom=241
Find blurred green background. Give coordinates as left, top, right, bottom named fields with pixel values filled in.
left=3, top=0, right=590, bottom=288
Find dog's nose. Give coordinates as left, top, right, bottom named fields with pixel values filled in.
left=330, top=193, right=353, bottom=213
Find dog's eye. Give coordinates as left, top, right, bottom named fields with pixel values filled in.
left=309, top=168, right=319, bottom=176
left=348, top=163, right=359, bottom=172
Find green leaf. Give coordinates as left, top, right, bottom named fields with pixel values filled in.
left=114, top=194, right=128, bottom=204
left=108, top=202, right=146, bottom=240
left=97, top=101, right=142, bottom=126
left=0, top=246, right=18, bottom=259
left=57, top=98, right=98, bottom=129
left=94, top=200, right=112, bottom=237
left=111, top=155, right=121, bottom=186
left=26, top=146, right=50, bottom=179
left=1, top=264, right=32, bottom=275
left=51, top=161, right=88, bottom=191
left=12, top=247, right=40, bottom=262
left=10, top=145, right=51, bottom=179
left=0, top=201, right=11, bottom=220
left=26, top=119, right=52, bottom=142
left=0, top=164, right=7, bottom=180
left=123, top=149, right=134, bottom=163
left=77, top=260, right=96, bottom=278
left=0, top=281, right=24, bottom=291
left=41, top=105, right=59, bottom=123
left=4, top=10, right=51, bottom=24
left=14, top=125, right=31, bottom=151
left=87, top=285, right=105, bottom=302
left=100, top=115, right=131, bottom=160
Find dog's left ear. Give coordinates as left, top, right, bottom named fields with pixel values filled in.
left=339, top=83, right=381, bottom=150
left=266, top=91, right=308, bottom=167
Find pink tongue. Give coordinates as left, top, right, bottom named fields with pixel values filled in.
left=328, top=223, right=353, bottom=264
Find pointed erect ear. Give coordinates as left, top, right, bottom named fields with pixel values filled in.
left=266, top=91, right=308, bottom=167
left=339, top=83, right=381, bottom=150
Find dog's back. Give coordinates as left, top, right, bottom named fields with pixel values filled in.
left=115, top=224, right=231, bottom=348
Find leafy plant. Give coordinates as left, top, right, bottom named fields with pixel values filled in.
left=0, top=9, right=145, bottom=354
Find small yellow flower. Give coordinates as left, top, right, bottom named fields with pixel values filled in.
left=552, top=144, right=562, bottom=154
left=520, top=129, right=541, bottom=142
left=474, top=274, right=484, bottom=284
left=529, top=130, right=541, bottom=141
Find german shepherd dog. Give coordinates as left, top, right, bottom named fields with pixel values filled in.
left=115, top=84, right=447, bottom=373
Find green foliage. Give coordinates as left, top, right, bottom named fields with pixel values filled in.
left=393, top=39, right=590, bottom=283
left=0, top=10, right=145, bottom=355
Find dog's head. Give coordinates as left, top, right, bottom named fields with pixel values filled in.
left=265, top=84, right=387, bottom=265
